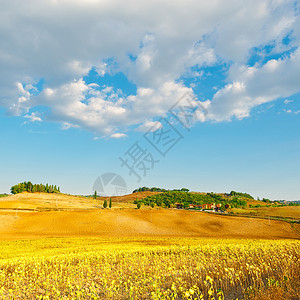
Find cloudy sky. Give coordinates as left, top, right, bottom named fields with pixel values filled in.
left=0, top=0, right=300, bottom=200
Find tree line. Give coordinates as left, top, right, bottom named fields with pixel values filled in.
left=135, top=191, right=248, bottom=209
left=229, top=191, right=254, bottom=199
left=11, top=181, right=61, bottom=194
left=132, top=186, right=189, bottom=193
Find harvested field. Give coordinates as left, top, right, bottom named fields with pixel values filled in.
left=0, top=208, right=299, bottom=240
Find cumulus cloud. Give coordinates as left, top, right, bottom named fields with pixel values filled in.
left=23, top=112, right=42, bottom=123
left=206, top=48, right=300, bottom=121
left=38, top=78, right=193, bottom=134
left=0, top=0, right=299, bottom=136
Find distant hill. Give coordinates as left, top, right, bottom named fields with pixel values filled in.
left=134, top=190, right=271, bottom=209
left=1, top=205, right=299, bottom=240
left=0, top=190, right=278, bottom=210
left=0, top=192, right=299, bottom=240
left=99, top=191, right=160, bottom=203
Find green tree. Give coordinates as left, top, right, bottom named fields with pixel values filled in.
left=26, top=181, right=33, bottom=192
left=10, top=182, right=26, bottom=194
left=109, top=198, right=112, bottom=208
left=94, top=191, right=97, bottom=200
left=103, top=199, right=107, bottom=208
left=137, top=202, right=141, bottom=209
left=32, top=185, right=38, bottom=193
left=183, top=202, right=189, bottom=209
left=10, top=182, right=61, bottom=194
left=10, top=185, right=17, bottom=194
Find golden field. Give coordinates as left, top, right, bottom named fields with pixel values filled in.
left=0, top=192, right=141, bottom=211
left=0, top=208, right=299, bottom=240
left=0, top=238, right=299, bottom=299
left=231, top=206, right=300, bottom=220
left=0, top=193, right=299, bottom=299
left=0, top=193, right=299, bottom=240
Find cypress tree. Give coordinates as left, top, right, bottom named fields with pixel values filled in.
left=103, top=199, right=107, bottom=208
left=109, top=198, right=112, bottom=208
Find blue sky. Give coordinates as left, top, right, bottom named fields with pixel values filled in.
left=0, top=0, right=300, bottom=200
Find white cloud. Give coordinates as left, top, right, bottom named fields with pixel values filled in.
left=67, top=60, right=91, bottom=77
left=61, top=122, right=80, bottom=130
left=0, top=0, right=299, bottom=135
left=38, top=79, right=192, bottom=135
left=23, top=112, right=42, bottom=123
left=110, top=133, right=127, bottom=139
left=283, top=109, right=300, bottom=115
left=206, top=48, right=300, bottom=122
left=284, top=99, right=293, bottom=104
left=136, top=121, right=163, bottom=132
left=95, top=62, right=107, bottom=77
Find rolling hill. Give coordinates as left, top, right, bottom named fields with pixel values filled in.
left=0, top=192, right=299, bottom=240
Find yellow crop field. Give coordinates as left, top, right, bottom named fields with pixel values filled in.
left=0, top=238, right=299, bottom=299
left=231, top=206, right=300, bottom=221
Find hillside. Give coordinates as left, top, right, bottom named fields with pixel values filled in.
left=231, top=206, right=300, bottom=221
left=1, top=208, right=299, bottom=240
left=100, top=191, right=161, bottom=203
left=137, top=190, right=274, bottom=209
left=0, top=192, right=158, bottom=211
left=0, top=191, right=276, bottom=210
left=0, top=192, right=138, bottom=211
left=0, top=192, right=299, bottom=240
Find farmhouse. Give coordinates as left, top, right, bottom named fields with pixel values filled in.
left=189, top=203, right=217, bottom=210
left=176, top=203, right=223, bottom=211
left=189, top=203, right=223, bottom=211
left=175, top=202, right=183, bottom=209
